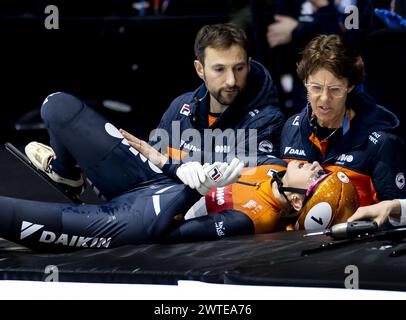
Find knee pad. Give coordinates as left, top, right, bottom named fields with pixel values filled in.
left=41, top=92, right=85, bottom=125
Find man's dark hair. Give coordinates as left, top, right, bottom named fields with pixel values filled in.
left=194, top=23, right=249, bottom=65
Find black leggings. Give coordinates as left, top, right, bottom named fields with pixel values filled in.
left=41, top=92, right=163, bottom=200
left=0, top=182, right=201, bottom=251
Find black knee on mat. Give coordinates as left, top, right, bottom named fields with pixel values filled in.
left=41, top=92, right=85, bottom=125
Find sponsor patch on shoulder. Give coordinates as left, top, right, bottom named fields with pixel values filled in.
left=292, top=116, right=300, bottom=126
left=396, top=173, right=405, bottom=189
left=258, top=140, right=273, bottom=154
left=180, top=103, right=191, bottom=116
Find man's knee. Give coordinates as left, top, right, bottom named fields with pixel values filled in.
left=40, top=92, right=85, bottom=125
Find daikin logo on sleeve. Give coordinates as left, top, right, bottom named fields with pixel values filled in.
left=284, top=147, right=306, bottom=156
left=20, top=221, right=112, bottom=248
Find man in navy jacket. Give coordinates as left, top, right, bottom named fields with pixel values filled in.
left=146, top=23, right=285, bottom=178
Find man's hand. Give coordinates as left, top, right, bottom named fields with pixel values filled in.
left=267, top=15, right=299, bottom=48
left=347, top=200, right=401, bottom=226
left=196, top=158, right=245, bottom=195
left=177, top=158, right=245, bottom=195
left=120, top=129, right=168, bottom=169
left=176, top=162, right=207, bottom=190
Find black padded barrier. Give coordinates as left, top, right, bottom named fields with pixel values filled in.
left=1, top=230, right=406, bottom=291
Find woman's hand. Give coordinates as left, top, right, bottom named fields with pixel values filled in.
left=120, top=129, right=168, bottom=169
left=347, top=200, right=401, bottom=226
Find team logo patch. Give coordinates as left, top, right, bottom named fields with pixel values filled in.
left=337, top=172, right=349, bottom=184
left=258, top=140, right=273, bottom=154
left=267, top=169, right=278, bottom=177
left=336, top=154, right=353, bottom=163
left=396, top=173, right=405, bottom=189
left=284, top=147, right=306, bottom=156
left=215, top=221, right=225, bottom=237
left=209, top=167, right=222, bottom=182
left=179, top=103, right=191, bottom=116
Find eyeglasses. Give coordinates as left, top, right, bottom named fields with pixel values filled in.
left=305, top=83, right=348, bottom=98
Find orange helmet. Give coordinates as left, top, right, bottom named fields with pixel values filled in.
left=295, top=171, right=359, bottom=231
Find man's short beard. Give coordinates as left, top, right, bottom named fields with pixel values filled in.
left=210, top=87, right=241, bottom=106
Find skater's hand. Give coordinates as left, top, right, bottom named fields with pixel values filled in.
left=120, top=129, right=168, bottom=169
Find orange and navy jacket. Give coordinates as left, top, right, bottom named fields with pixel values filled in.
left=148, top=60, right=285, bottom=178
left=280, top=92, right=406, bottom=206
left=205, top=162, right=287, bottom=234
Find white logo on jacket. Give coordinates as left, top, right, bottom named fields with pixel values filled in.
left=284, top=147, right=306, bottom=156
left=179, top=103, right=191, bottom=116
left=215, top=221, right=225, bottom=236
left=180, top=139, right=201, bottom=152
left=396, top=173, right=405, bottom=189
left=215, top=145, right=231, bottom=153
left=258, top=140, right=273, bottom=154
left=242, top=200, right=263, bottom=214
left=336, top=154, right=354, bottom=163
left=368, top=132, right=381, bottom=145
left=248, top=109, right=259, bottom=117
left=267, top=169, right=278, bottom=177
left=216, top=187, right=226, bottom=205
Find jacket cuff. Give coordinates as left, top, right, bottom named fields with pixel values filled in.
left=388, top=199, right=406, bottom=226
left=161, top=162, right=182, bottom=179
left=399, top=199, right=406, bottom=225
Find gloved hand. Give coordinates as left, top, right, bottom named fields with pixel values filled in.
left=176, top=158, right=245, bottom=195
left=196, top=158, right=245, bottom=195
left=374, top=8, right=406, bottom=29
left=176, top=162, right=207, bottom=190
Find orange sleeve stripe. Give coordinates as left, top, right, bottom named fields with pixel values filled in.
left=165, top=147, right=187, bottom=161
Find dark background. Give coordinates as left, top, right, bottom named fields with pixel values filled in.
left=1, top=1, right=406, bottom=202
left=2, top=0, right=406, bottom=143
left=0, top=0, right=243, bottom=201
left=0, top=0, right=244, bottom=143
